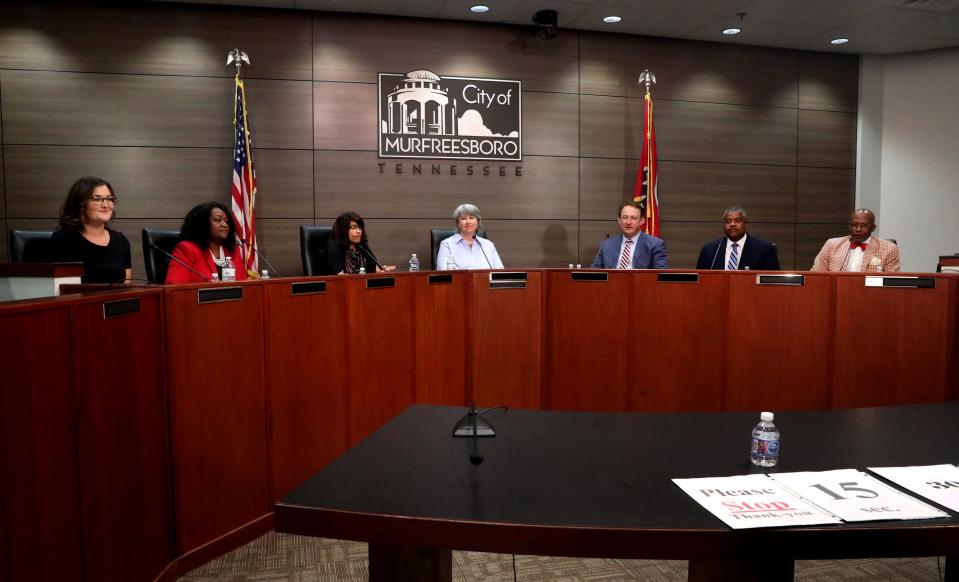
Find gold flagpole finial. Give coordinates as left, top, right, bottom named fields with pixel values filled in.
left=226, top=49, right=251, bottom=77
left=638, top=70, right=656, bottom=95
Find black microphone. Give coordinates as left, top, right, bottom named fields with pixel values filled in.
left=468, top=401, right=484, bottom=466
left=709, top=239, right=723, bottom=270
left=358, top=243, right=384, bottom=272
left=473, top=236, right=493, bottom=269
left=149, top=242, right=210, bottom=282
left=841, top=235, right=853, bottom=272
left=240, top=238, right=280, bottom=278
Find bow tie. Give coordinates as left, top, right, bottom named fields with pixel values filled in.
left=849, top=241, right=867, bottom=251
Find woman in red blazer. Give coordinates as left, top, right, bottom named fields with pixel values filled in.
left=165, top=202, right=248, bottom=284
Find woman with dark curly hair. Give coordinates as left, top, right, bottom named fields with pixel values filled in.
left=326, top=211, right=395, bottom=274
left=51, top=176, right=132, bottom=283
left=165, top=201, right=248, bottom=284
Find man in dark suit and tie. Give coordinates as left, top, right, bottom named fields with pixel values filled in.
left=591, top=201, right=668, bottom=269
left=696, top=206, right=780, bottom=270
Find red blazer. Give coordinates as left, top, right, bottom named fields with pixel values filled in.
left=165, top=240, right=248, bottom=284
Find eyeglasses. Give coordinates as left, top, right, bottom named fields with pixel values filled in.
left=90, top=196, right=117, bottom=206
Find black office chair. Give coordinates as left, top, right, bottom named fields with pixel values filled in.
left=9, top=230, right=55, bottom=263
left=300, top=225, right=333, bottom=276
left=141, top=228, right=181, bottom=284
left=430, top=228, right=486, bottom=270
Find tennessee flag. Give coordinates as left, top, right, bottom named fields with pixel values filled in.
left=231, top=76, right=257, bottom=273
left=633, top=92, right=659, bottom=237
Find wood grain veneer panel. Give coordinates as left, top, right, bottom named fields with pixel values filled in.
left=71, top=292, right=172, bottom=582
left=254, top=219, right=312, bottom=278
left=264, top=277, right=349, bottom=500
left=314, top=151, right=577, bottom=221
left=0, top=3, right=312, bottom=79
left=799, top=52, right=859, bottom=112
left=580, top=32, right=799, bottom=107
left=581, top=96, right=798, bottom=164
left=314, top=82, right=378, bottom=151
left=165, top=284, right=269, bottom=554
left=546, top=270, right=631, bottom=411
left=797, top=167, right=855, bottom=223
left=3, top=146, right=312, bottom=219
left=313, top=14, right=579, bottom=93
left=478, top=219, right=579, bottom=268
left=0, top=220, right=6, bottom=262
left=0, top=306, right=83, bottom=582
left=798, top=109, right=857, bottom=168
left=346, top=276, right=415, bottom=444
left=471, top=271, right=543, bottom=409
left=833, top=275, right=955, bottom=407
left=522, top=91, right=579, bottom=157
left=579, top=158, right=797, bottom=222
left=413, top=272, right=469, bottom=406
left=629, top=272, right=727, bottom=412
left=796, top=223, right=848, bottom=271
left=0, top=70, right=311, bottom=149
left=0, top=144, right=5, bottom=219
left=726, top=273, right=833, bottom=412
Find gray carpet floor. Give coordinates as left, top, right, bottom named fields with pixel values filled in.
left=179, top=531, right=946, bottom=581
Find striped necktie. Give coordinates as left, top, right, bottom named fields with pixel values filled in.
left=618, top=238, right=633, bottom=269
left=727, top=242, right=740, bottom=270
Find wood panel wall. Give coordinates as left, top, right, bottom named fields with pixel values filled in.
left=0, top=2, right=858, bottom=275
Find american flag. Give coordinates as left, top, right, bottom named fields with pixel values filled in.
left=633, top=91, right=659, bottom=237
left=232, top=76, right=257, bottom=272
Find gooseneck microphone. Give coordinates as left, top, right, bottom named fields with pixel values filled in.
left=240, top=238, right=280, bottom=277
left=473, top=236, right=493, bottom=269
left=358, top=243, right=384, bottom=272
left=709, top=240, right=723, bottom=270
left=469, top=402, right=484, bottom=466
left=149, top=242, right=210, bottom=282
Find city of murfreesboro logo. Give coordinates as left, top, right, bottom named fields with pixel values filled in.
left=378, top=70, right=522, bottom=162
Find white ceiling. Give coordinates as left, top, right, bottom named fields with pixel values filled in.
left=152, top=0, right=959, bottom=54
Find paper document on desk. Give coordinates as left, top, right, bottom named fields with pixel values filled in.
left=868, top=464, right=959, bottom=513
left=769, top=469, right=947, bottom=522
left=672, top=474, right=841, bottom=529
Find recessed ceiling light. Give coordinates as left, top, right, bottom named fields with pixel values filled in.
left=723, top=28, right=741, bottom=35
left=603, top=16, right=622, bottom=23
left=831, top=37, right=849, bottom=45
left=470, top=5, right=489, bottom=13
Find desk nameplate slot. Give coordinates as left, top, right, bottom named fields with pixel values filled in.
left=756, top=274, right=805, bottom=286
left=865, top=276, right=936, bottom=289
left=102, top=297, right=140, bottom=319
left=490, top=280, right=527, bottom=289
left=198, top=286, right=243, bottom=303
left=489, top=271, right=527, bottom=289
left=572, top=272, right=608, bottom=282
left=428, top=274, right=453, bottom=285
left=366, top=277, right=395, bottom=289
left=658, top=273, right=699, bottom=284
left=291, top=281, right=326, bottom=295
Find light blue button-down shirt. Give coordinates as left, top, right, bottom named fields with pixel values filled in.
left=436, top=233, right=504, bottom=270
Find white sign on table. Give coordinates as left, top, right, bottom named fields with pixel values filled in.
left=672, top=474, right=841, bottom=530
left=868, top=464, right=959, bottom=513
left=769, top=469, right=947, bottom=522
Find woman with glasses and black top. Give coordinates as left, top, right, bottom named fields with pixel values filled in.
left=165, top=201, right=248, bottom=284
left=327, top=211, right=395, bottom=275
left=51, top=176, right=132, bottom=284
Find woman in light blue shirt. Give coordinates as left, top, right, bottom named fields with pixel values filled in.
left=436, top=203, right=504, bottom=270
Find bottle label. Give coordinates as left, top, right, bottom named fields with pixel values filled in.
left=752, top=438, right=779, bottom=455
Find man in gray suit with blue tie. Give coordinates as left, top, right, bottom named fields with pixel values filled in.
left=591, top=201, right=668, bottom=269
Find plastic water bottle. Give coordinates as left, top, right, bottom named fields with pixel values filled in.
left=409, top=253, right=420, bottom=271
left=446, top=257, right=455, bottom=270
left=260, top=269, right=270, bottom=279
left=211, top=273, right=220, bottom=282
left=750, top=411, right=780, bottom=467
left=358, top=266, right=366, bottom=274
left=221, top=257, right=236, bottom=282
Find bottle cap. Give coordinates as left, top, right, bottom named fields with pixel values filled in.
left=412, top=253, right=417, bottom=257
left=760, top=411, right=774, bottom=421
left=261, top=269, right=268, bottom=275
